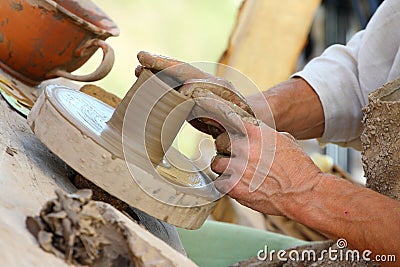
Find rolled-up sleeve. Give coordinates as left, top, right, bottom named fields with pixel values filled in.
left=291, top=0, right=400, bottom=149
left=293, top=31, right=365, bottom=147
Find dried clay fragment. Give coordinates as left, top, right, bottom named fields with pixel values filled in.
left=26, top=189, right=195, bottom=267
left=361, top=78, right=400, bottom=200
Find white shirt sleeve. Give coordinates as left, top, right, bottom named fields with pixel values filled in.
left=293, top=0, right=400, bottom=148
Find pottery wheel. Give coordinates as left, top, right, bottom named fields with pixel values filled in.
left=27, top=71, right=220, bottom=229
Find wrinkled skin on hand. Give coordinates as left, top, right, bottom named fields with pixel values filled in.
left=136, top=52, right=322, bottom=218
left=211, top=118, right=323, bottom=217
left=136, top=51, right=254, bottom=137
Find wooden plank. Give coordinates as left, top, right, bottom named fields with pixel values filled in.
left=0, top=94, right=195, bottom=266
left=217, top=0, right=321, bottom=93
left=0, top=98, right=76, bottom=266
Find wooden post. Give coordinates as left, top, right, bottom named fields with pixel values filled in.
left=217, top=0, right=321, bottom=93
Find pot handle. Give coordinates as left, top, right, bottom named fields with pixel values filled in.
left=51, top=39, right=115, bottom=82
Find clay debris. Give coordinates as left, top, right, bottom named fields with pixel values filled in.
left=26, top=189, right=139, bottom=266
left=80, top=84, right=121, bottom=108
left=361, top=78, right=400, bottom=199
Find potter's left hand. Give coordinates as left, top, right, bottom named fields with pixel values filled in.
left=211, top=120, right=323, bottom=216
left=136, top=51, right=254, bottom=137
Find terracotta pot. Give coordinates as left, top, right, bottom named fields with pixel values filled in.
left=0, top=0, right=119, bottom=85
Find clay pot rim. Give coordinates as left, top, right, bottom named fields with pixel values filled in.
left=42, top=0, right=120, bottom=38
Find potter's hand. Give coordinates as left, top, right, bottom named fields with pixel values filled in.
left=136, top=51, right=211, bottom=80
left=210, top=113, right=322, bottom=216
left=136, top=51, right=254, bottom=137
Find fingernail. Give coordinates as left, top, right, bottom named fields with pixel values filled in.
left=137, top=51, right=147, bottom=60
left=214, top=177, right=231, bottom=194
left=135, top=65, right=143, bottom=77
left=137, top=51, right=156, bottom=66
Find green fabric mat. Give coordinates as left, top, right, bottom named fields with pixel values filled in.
left=178, top=220, right=309, bottom=267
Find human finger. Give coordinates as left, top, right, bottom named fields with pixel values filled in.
left=190, top=97, right=247, bottom=136
left=137, top=51, right=210, bottom=81
left=184, top=83, right=258, bottom=135
left=135, top=65, right=144, bottom=77
left=215, top=132, right=231, bottom=155
left=181, top=79, right=254, bottom=116
left=188, top=118, right=224, bottom=138
left=210, top=154, right=231, bottom=175
left=214, top=174, right=239, bottom=195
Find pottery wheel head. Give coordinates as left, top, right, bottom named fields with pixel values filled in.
left=27, top=76, right=220, bottom=229
left=38, top=82, right=218, bottom=189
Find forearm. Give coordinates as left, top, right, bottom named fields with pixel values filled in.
left=284, top=173, right=399, bottom=266
left=247, top=77, right=324, bottom=139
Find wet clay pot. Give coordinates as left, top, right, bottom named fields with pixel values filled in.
left=361, top=78, right=400, bottom=200
left=0, top=0, right=119, bottom=85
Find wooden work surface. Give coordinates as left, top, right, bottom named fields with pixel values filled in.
left=0, top=97, right=77, bottom=266
left=0, top=90, right=198, bottom=266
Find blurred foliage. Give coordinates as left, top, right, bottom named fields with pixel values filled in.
left=78, top=0, right=242, bottom=97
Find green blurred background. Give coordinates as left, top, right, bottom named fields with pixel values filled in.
left=79, top=0, right=242, bottom=97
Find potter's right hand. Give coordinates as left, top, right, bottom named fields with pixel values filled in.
left=136, top=51, right=254, bottom=137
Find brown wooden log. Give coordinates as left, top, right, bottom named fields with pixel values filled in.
left=217, top=0, right=321, bottom=94
left=0, top=96, right=77, bottom=266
